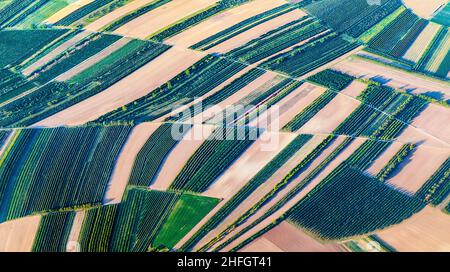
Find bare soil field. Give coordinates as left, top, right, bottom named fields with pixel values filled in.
left=402, top=0, right=448, bottom=19
left=165, top=0, right=288, bottom=48
left=56, top=38, right=131, bottom=81
left=150, top=124, right=216, bottom=191
left=388, top=145, right=450, bottom=194
left=113, top=0, right=216, bottom=39
left=66, top=210, right=86, bottom=252
left=103, top=122, right=161, bottom=204
left=203, top=131, right=297, bottom=199
left=241, top=221, right=346, bottom=252
left=333, top=56, right=450, bottom=100
left=23, top=31, right=91, bottom=76
left=33, top=47, right=205, bottom=127
left=377, top=206, right=450, bottom=251
left=397, top=126, right=450, bottom=149
left=85, top=0, right=159, bottom=31
left=45, top=0, right=94, bottom=24
left=0, top=215, right=41, bottom=252
left=208, top=10, right=306, bottom=54
left=298, top=93, right=360, bottom=135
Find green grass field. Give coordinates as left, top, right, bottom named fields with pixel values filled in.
left=432, top=3, right=450, bottom=27
left=153, top=194, right=220, bottom=249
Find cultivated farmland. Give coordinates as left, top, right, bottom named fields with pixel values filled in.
left=0, top=0, right=449, bottom=253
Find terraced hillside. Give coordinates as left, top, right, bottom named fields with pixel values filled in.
left=0, top=0, right=449, bottom=252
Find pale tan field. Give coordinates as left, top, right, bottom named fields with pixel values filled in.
left=340, top=80, right=367, bottom=98
left=249, top=82, right=327, bottom=129
left=366, top=141, right=405, bottom=176
left=241, top=221, right=346, bottom=252
left=378, top=206, right=450, bottom=251
left=403, top=22, right=442, bottom=63
left=402, top=0, right=448, bottom=19
left=298, top=93, right=360, bottom=135
left=191, top=72, right=279, bottom=124
left=208, top=9, right=306, bottom=54
left=85, top=0, right=159, bottom=31
left=45, top=0, right=94, bottom=24
left=203, top=131, right=297, bottom=199
left=388, top=146, right=450, bottom=194
left=103, top=122, right=161, bottom=204
left=66, top=210, right=86, bottom=252
left=410, top=103, right=450, bottom=145
left=333, top=56, right=450, bottom=100
left=113, top=0, right=216, bottom=39
left=56, top=38, right=131, bottom=81
left=23, top=31, right=91, bottom=76
left=165, top=0, right=288, bottom=48
left=218, top=137, right=366, bottom=251
left=150, top=124, right=216, bottom=191
left=191, top=135, right=328, bottom=250
left=425, top=30, right=450, bottom=73
left=0, top=215, right=41, bottom=252
left=33, top=47, right=205, bottom=127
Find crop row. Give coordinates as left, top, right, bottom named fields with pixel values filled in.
left=304, top=0, right=400, bottom=35
left=169, top=127, right=257, bottom=193
left=432, top=3, right=450, bottom=27
left=180, top=134, right=313, bottom=250
left=287, top=164, right=424, bottom=240
left=368, top=9, right=418, bottom=54
left=0, top=126, right=132, bottom=222
left=227, top=17, right=327, bottom=64
left=0, top=0, right=36, bottom=28
left=128, top=123, right=189, bottom=187
left=149, top=0, right=251, bottom=41
left=307, top=69, right=355, bottom=91
left=168, top=68, right=265, bottom=122
left=79, top=204, right=119, bottom=252
left=94, top=55, right=246, bottom=124
left=0, top=29, right=68, bottom=69
left=416, top=28, right=448, bottom=70
left=2, top=0, right=50, bottom=28
left=32, top=211, right=75, bottom=252
left=0, top=39, right=170, bottom=127
left=110, top=188, right=180, bottom=252
left=282, top=90, right=338, bottom=132
left=103, top=0, right=171, bottom=32
left=347, top=0, right=402, bottom=38
left=263, top=34, right=359, bottom=77
left=190, top=3, right=298, bottom=51
left=416, top=157, right=450, bottom=205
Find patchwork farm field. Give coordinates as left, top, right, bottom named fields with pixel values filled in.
left=0, top=0, right=449, bottom=253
